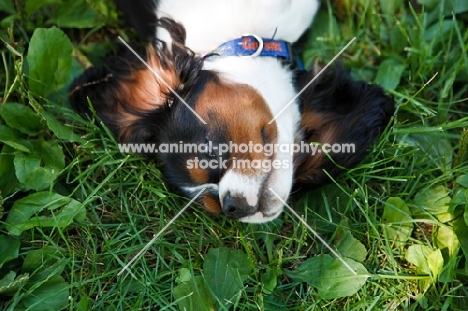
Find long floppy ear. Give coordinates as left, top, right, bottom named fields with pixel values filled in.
left=69, top=20, right=204, bottom=143
left=69, top=45, right=176, bottom=142
left=294, top=66, right=394, bottom=184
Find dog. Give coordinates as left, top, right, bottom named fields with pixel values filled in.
left=70, top=0, right=394, bottom=223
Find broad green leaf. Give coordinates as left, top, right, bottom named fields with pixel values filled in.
left=14, top=139, right=65, bottom=191
left=0, top=235, right=20, bottom=268
left=14, top=154, right=53, bottom=191
left=176, top=268, right=193, bottom=283
left=5, top=192, right=85, bottom=235
left=453, top=218, right=468, bottom=273
left=22, top=247, right=67, bottom=284
left=27, top=28, right=73, bottom=97
left=336, top=231, right=367, bottom=262
left=450, top=188, right=466, bottom=212
left=75, top=41, right=114, bottom=67
left=450, top=0, right=468, bottom=15
left=375, top=59, right=405, bottom=91
left=425, top=20, right=455, bottom=43
left=382, top=197, right=413, bottom=247
left=416, top=0, right=438, bottom=9
left=203, top=247, right=252, bottom=309
left=439, top=254, right=458, bottom=283
left=0, top=271, right=29, bottom=295
left=283, top=258, right=321, bottom=287
left=284, top=255, right=369, bottom=299
left=380, top=0, right=404, bottom=15
left=36, top=140, right=65, bottom=169
left=436, top=225, right=459, bottom=257
left=22, top=275, right=69, bottom=311
left=76, top=295, right=89, bottom=311
left=426, top=249, right=444, bottom=279
left=0, top=0, right=15, bottom=14
left=406, top=245, right=431, bottom=275
left=406, top=245, right=443, bottom=277
left=423, top=0, right=468, bottom=17
left=0, top=125, right=31, bottom=152
left=319, top=257, right=369, bottom=299
left=261, top=267, right=279, bottom=294
left=403, top=134, right=453, bottom=172
left=389, top=25, right=407, bottom=53
left=0, top=17, right=15, bottom=35
left=0, top=145, right=22, bottom=196
left=43, top=111, right=84, bottom=143
left=412, top=185, right=451, bottom=221
left=22, top=246, right=62, bottom=271
left=48, top=0, right=102, bottom=28
left=173, top=273, right=214, bottom=311
left=456, top=174, right=468, bottom=188
left=25, top=0, right=61, bottom=15
left=0, top=103, right=42, bottom=135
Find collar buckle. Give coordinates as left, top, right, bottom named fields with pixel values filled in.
left=241, top=33, right=264, bottom=58
left=204, top=34, right=292, bottom=62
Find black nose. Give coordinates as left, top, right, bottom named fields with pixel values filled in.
left=222, top=193, right=254, bottom=219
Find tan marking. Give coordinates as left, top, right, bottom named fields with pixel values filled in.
left=189, top=166, right=209, bottom=184
left=116, top=46, right=179, bottom=141
left=295, top=111, right=342, bottom=183
left=194, top=82, right=278, bottom=176
left=203, top=195, right=222, bottom=214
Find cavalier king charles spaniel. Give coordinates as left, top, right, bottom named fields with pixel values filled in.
left=70, top=0, right=394, bottom=223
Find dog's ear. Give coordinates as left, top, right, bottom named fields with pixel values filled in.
left=294, top=67, right=394, bottom=184
left=70, top=33, right=203, bottom=143
left=69, top=45, right=177, bottom=142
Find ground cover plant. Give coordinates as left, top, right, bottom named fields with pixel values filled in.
left=1, top=0, right=468, bottom=309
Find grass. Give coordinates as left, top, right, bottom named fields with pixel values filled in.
left=1, top=0, right=468, bottom=310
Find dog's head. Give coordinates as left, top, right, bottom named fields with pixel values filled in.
left=70, top=17, right=394, bottom=223
left=70, top=20, right=290, bottom=223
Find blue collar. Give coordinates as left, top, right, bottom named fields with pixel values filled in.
left=204, top=34, right=292, bottom=62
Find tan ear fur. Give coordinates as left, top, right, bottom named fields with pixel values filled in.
left=121, top=46, right=178, bottom=109
left=116, top=46, right=180, bottom=140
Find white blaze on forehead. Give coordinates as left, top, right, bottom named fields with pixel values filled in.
left=219, top=170, right=262, bottom=207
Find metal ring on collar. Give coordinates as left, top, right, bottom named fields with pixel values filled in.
left=242, top=33, right=264, bottom=58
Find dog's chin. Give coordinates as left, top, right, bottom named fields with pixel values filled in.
left=238, top=207, right=283, bottom=223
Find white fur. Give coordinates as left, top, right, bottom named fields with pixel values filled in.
left=219, top=170, right=263, bottom=208
left=157, top=0, right=319, bottom=54
left=239, top=209, right=283, bottom=224
left=206, top=57, right=299, bottom=220
left=157, top=0, right=319, bottom=222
